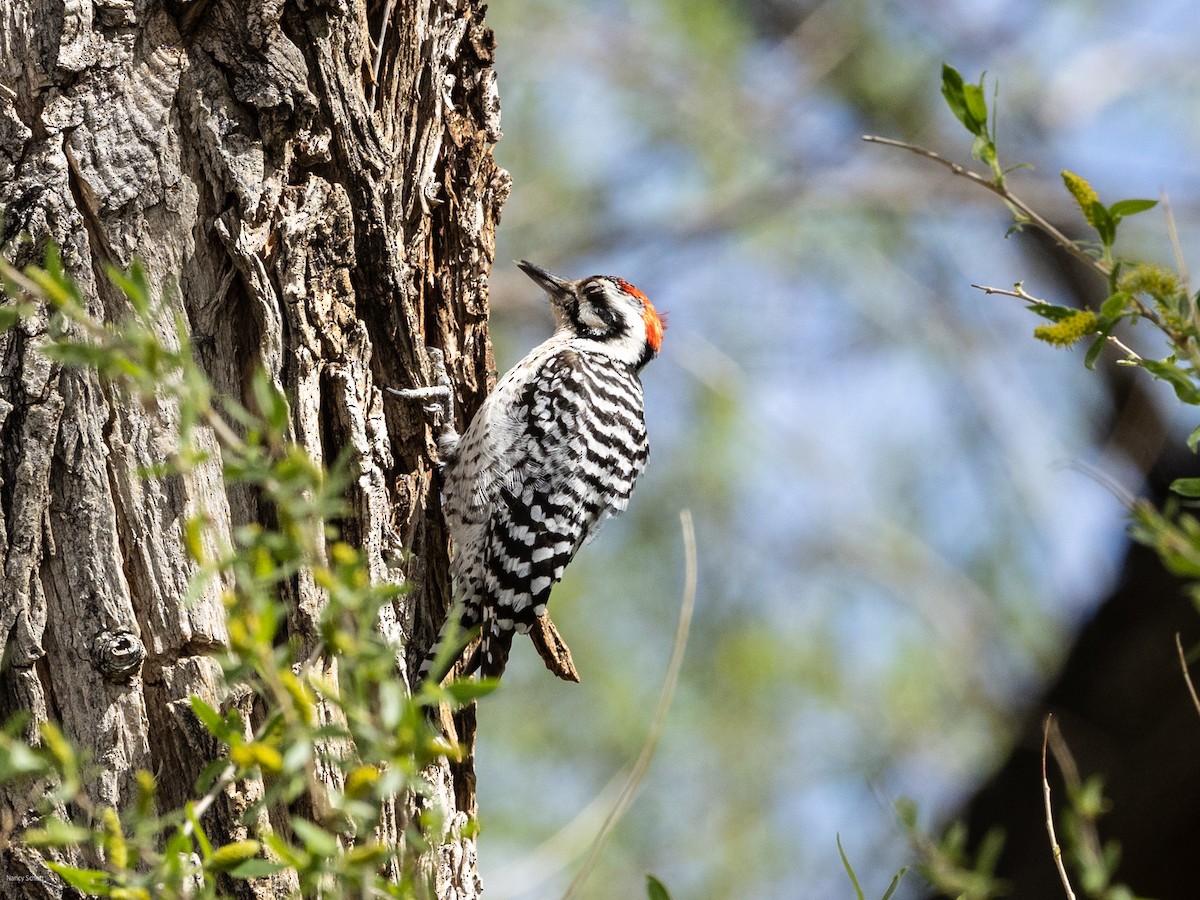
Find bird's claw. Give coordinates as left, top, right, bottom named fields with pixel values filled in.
left=385, top=349, right=459, bottom=460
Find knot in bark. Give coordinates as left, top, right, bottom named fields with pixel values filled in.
left=92, top=629, right=146, bottom=682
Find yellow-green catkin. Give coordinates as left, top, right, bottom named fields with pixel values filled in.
left=100, top=807, right=128, bottom=870
left=1120, top=263, right=1188, bottom=331
left=1034, top=309, right=1097, bottom=347
left=1061, top=170, right=1100, bottom=226
left=1118, top=263, right=1181, bottom=302
left=207, top=840, right=262, bottom=871
left=230, top=741, right=284, bottom=774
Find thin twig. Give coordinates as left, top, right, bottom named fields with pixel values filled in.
left=1052, top=459, right=1137, bottom=511
left=1046, top=719, right=1110, bottom=884
left=1104, top=337, right=1141, bottom=362
left=970, top=283, right=1142, bottom=361
left=369, top=0, right=395, bottom=115
left=562, top=509, right=698, bottom=900
left=1041, top=715, right=1077, bottom=900
left=864, top=134, right=1186, bottom=342
left=862, top=135, right=1105, bottom=277
left=1176, top=633, right=1200, bottom=720
left=970, top=282, right=1041, bottom=303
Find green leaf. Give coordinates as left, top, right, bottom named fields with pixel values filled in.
left=1090, top=200, right=1116, bottom=246
left=941, top=64, right=977, bottom=135
left=646, top=874, right=672, bottom=900
left=1071, top=775, right=1110, bottom=818
left=264, top=832, right=309, bottom=870
left=35, top=244, right=84, bottom=309
left=194, top=757, right=233, bottom=795
left=976, top=827, right=1006, bottom=875
left=1109, top=198, right=1157, bottom=218
left=22, top=818, right=92, bottom=847
left=0, top=739, right=49, bottom=780
left=1099, top=291, right=1130, bottom=322
left=962, top=81, right=988, bottom=132
left=1084, top=333, right=1107, bottom=371
left=183, top=515, right=207, bottom=562
left=1158, top=546, right=1200, bottom=579
left=189, top=695, right=226, bottom=739
left=251, top=367, right=290, bottom=434
left=37, top=722, right=77, bottom=782
left=836, top=834, right=865, bottom=900
left=290, top=817, right=339, bottom=857
left=1140, top=358, right=1200, bottom=404
left=105, top=260, right=152, bottom=318
left=1187, top=424, right=1200, bottom=453
left=1025, top=302, right=1079, bottom=322
left=881, top=867, right=908, bottom=900
left=442, top=677, right=499, bottom=707
left=0, top=303, right=31, bottom=332
left=228, top=858, right=288, bottom=879
left=281, top=735, right=312, bottom=773
left=1171, top=478, right=1200, bottom=499
left=45, top=863, right=111, bottom=894
left=417, top=623, right=481, bottom=692
left=1085, top=317, right=1119, bottom=370
left=186, top=801, right=213, bottom=858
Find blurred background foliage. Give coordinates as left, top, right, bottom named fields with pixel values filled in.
left=470, top=1, right=1200, bottom=896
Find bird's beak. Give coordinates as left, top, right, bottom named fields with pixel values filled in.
left=517, top=260, right=573, bottom=306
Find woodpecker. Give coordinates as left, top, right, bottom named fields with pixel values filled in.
left=394, top=260, right=665, bottom=683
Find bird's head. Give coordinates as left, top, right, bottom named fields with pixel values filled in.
left=517, top=260, right=665, bottom=370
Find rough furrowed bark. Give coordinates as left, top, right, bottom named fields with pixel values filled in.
left=0, top=0, right=506, bottom=894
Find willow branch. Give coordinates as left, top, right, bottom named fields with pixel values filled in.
left=862, top=135, right=1178, bottom=339
left=862, top=135, right=1104, bottom=274
left=971, top=283, right=1142, bottom=360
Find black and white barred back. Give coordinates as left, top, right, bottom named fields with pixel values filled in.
left=419, top=260, right=665, bottom=682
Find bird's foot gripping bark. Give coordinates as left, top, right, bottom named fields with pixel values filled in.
left=385, top=347, right=459, bottom=459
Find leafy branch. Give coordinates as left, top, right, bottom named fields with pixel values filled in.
left=865, top=63, right=1199, bottom=900
left=866, top=64, right=1200, bottom=596
left=0, top=248, right=481, bottom=897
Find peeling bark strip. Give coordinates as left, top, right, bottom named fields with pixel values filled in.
left=0, top=0, right=507, bottom=893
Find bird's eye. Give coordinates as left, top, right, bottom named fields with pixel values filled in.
left=583, top=282, right=607, bottom=302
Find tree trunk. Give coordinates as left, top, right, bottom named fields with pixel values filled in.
left=0, top=0, right=506, bottom=893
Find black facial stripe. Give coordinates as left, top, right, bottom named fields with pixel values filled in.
left=588, top=278, right=642, bottom=309
left=570, top=288, right=627, bottom=341
left=635, top=341, right=655, bottom=371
